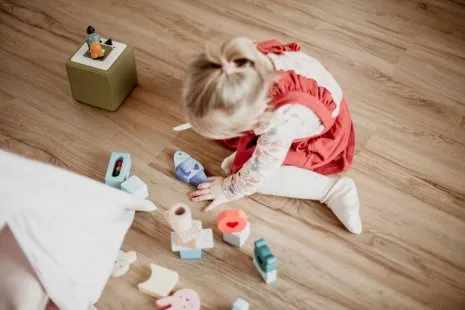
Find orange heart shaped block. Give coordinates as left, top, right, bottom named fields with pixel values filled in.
left=217, top=209, right=248, bottom=233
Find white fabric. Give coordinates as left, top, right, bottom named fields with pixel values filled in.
left=0, top=150, right=156, bottom=309
left=268, top=51, right=343, bottom=118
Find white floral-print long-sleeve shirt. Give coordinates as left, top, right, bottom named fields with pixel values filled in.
left=222, top=104, right=323, bottom=200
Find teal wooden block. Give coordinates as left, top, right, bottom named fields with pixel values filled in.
left=105, top=152, right=131, bottom=188
left=179, top=249, right=202, bottom=260
left=254, top=239, right=277, bottom=273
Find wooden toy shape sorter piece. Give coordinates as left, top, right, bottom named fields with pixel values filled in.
left=121, top=175, right=148, bottom=199
left=156, top=288, right=201, bottom=310
left=170, top=228, right=214, bottom=260
left=217, top=209, right=250, bottom=247
left=167, top=203, right=202, bottom=246
left=138, top=264, right=179, bottom=298
left=253, top=239, right=277, bottom=284
left=66, top=35, right=137, bottom=111
left=173, top=151, right=208, bottom=187
left=105, top=152, right=131, bottom=188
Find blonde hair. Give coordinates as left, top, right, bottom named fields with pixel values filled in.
left=182, top=37, right=275, bottom=139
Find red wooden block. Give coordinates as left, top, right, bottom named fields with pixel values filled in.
left=217, top=209, right=248, bottom=234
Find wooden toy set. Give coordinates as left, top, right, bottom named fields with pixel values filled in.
left=102, top=149, right=278, bottom=309
left=168, top=203, right=214, bottom=260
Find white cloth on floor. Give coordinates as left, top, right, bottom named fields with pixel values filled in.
left=0, top=150, right=155, bottom=310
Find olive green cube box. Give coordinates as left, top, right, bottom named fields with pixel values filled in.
left=66, top=41, right=137, bottom=111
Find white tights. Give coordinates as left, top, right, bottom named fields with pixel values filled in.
left=221, top=154, right=362, bottom=234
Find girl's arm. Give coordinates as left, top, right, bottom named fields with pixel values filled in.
left=222, top=104, right=322, bottom=200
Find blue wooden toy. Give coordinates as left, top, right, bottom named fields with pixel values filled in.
left=173, top=151, right=208, bottom=187
left=254, top=239, right=277, bottom=273
left=179, top=249, right=202, bottom=260
left=105, top=152, right=131, bottom=188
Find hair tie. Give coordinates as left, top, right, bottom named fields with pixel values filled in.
left=221, top=62, right=234, bottom=74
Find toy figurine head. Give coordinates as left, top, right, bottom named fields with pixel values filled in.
left=87, top=25, right=95, bottom=35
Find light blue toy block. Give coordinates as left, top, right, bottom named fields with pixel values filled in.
left=105, top=152, right=131, bottom=188
left=179, top=249, right=202, bottom=260
left=232, top=297, right=249, bottom=310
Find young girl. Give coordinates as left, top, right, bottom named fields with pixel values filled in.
left=181, top=37, right=362, bottom=234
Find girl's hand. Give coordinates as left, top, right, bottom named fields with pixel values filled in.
left=189, top=176, right=228, bottom=212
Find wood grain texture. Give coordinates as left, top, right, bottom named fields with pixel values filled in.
left=1, top=0, right=465, bottom=309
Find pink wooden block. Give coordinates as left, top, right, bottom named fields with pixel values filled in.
left=156, top=288, right=200, bottom=310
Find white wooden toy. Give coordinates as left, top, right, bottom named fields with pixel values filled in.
left=121, top=175, right=148, bottom=199
left=138, top=264, right=179, bottom=298
left=253, top=256, right=277, bottom=284
left=232, top=298, right=249, bottom=310
left=223, top=222, right=250, bottom=247
left=111, top=250, right=137, bottom=277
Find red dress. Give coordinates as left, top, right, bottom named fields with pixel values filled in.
left=219, top=40, right=355, bottom=176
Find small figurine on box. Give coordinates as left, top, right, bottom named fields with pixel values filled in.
left=86, top=25, right=105, bottom=59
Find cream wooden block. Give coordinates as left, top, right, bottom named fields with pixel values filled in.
left=223, top=222, right=250, bottom=247
left=174, top=220, right=202, bottom=245
left=138, top=264, right=179, bottom=298
left=253, top=256, right=277, bottom=284
left=171, top=228, right=214, bottom=252
left=111, top=250, right=137, bottom=277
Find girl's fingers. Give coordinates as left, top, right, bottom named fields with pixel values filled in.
left=197, top=182, right=212, bottom=189
left=207, top=176, right=221, bottom=181
left=191, top=194, right=214, bottom=202
left=190, top=189, right=211, bottom=197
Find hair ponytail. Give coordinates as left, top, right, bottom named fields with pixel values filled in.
left=182, top=37, right=275, bottom=139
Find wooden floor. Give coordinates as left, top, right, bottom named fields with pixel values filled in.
left=1, top=0, right=465, bottom=309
